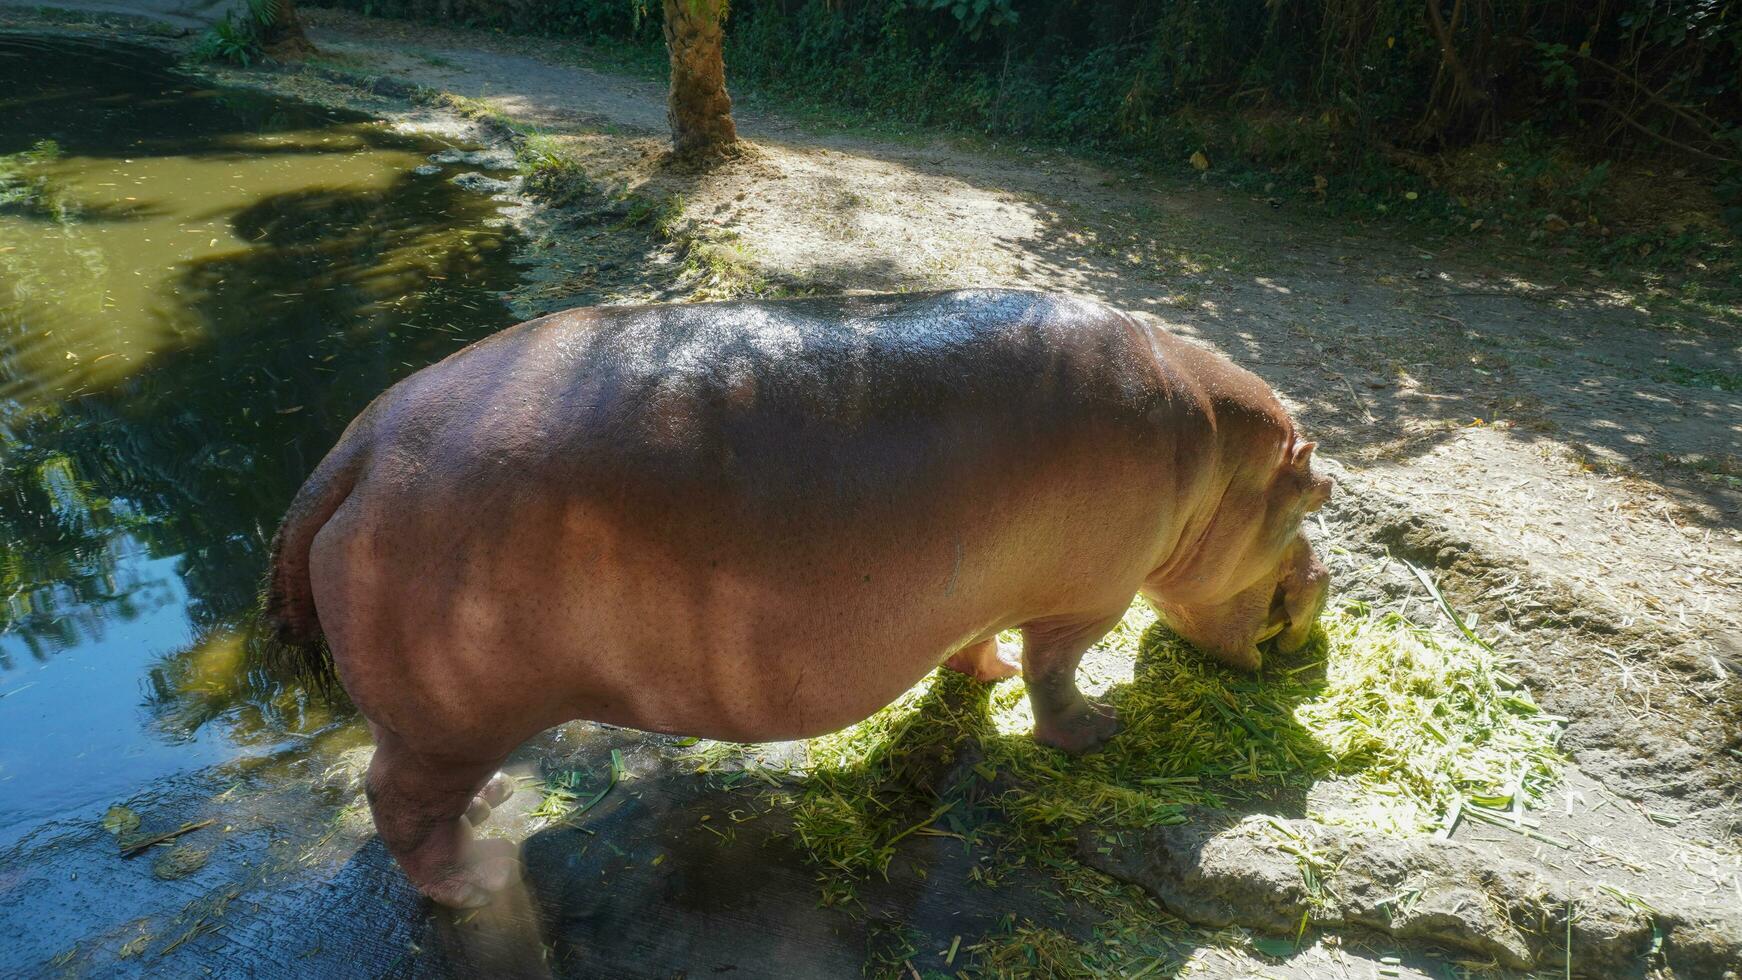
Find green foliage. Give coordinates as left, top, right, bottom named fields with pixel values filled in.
left=518, top=133, right=600, bottom=206
left=1718, top=169, right=1742, bottom=235
left=904, top=0, right=1015, bottom=40
left=192, top=13, right=265, bottom=66
left=331, top=0, right=664, bottom=43
left=191, top=0, right=287, bottom=65
left=308, top=0, right=1738, bottom=157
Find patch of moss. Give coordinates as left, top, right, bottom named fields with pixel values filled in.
left=518, top=132, right=599, bottom=207
left=1657, top=364, right=1742, bottom=393
left=612, top=191, right=686, bottom=238
left=152, top=845, right=211, bottom=880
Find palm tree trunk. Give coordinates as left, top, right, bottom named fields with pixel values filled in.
left=663, top=0, right=738, bottom=156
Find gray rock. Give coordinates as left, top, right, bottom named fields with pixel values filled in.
left=450, top=172, right=518, bottom=195
left=1076, top=813, right=1739, bottom=976
left=413, top=164, right=442, bottom=176
left=429, top=147, right=517, bottom=170
left=1661, top=915, right=1742, bottom=980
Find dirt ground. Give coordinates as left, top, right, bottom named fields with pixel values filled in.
left=2, top=3, right=1739, bottom=977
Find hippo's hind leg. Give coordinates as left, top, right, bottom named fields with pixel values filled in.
left=1021, top=611, right=1125, bottom=755
left=365, top=728, right=519, bottom=908
left=941, top=636, right=1021, bottom=682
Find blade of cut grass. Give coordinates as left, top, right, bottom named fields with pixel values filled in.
left=1405, top=560, right=1495, bottom=652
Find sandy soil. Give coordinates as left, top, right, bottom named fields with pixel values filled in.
left=2, top=3, right=1738, bottom=976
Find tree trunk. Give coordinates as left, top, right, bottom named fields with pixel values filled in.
left=663, top=0, right=738, bottom=157
left=260, top=0, right=316, bottom=60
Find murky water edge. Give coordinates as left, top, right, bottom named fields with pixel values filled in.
left=0, top=34, right=525, bottom=842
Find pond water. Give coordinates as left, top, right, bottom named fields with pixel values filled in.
left=0, top=35, right=524, bottom=841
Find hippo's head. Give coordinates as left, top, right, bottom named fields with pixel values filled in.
left=1141, top=438, right=1333, bottom=672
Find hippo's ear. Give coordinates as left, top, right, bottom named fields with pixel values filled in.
left=1283, top=439, right=1333, bottom=512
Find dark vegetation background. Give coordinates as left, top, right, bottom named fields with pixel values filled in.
left=312, top=0, right=1742, bottom=275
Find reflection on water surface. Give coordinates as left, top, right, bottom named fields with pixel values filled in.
left=0, top=35, right=523, bottom=837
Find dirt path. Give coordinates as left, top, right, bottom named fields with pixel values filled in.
left=3, top=4, right=1739, bottom=975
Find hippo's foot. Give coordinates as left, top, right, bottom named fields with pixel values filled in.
left=464, top=771, right=517, bottom=826
left=942, top=637, right=1022, bottom=682
left=365, top=736, right=521, bottom=908
left=410, top=832, right=521, bottom=909
left=1033, top=699, right=1120, bottom=755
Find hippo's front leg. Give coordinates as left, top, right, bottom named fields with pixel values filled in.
left=1021, top=611, right=1126, bottom=754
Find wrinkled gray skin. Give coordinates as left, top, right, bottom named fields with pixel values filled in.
left=267, top=289, right=1332, bottom=907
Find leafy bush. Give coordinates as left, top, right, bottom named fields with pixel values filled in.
left=343, top=0, right=662, bottom=41
left=192, top=12, right=266, bottom=65
left=904, top=0, right=1017, bottom=40
left=191, top=0, right=291, bottom=65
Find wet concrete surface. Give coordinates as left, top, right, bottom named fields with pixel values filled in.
left=1, top=724, right=1101, bottom=978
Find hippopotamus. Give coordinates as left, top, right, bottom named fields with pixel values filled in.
left=265, top=289, right=1332, bottom=907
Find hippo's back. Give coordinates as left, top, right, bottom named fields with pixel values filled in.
left=506, top=290, right=1171, bottom=496
left=298, top=289, right=1211, bottom=742
left=568, top=288, right=1157, bottom=424
left=336, top=288, right=1211, bottom=538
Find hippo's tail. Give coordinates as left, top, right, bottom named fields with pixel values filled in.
left=261, top=435, right=367, bottom=691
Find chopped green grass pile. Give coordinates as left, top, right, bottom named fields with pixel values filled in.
left=1293, top=606, right=1564, bottom=830
left=754, top=598, right=1565, bottom=898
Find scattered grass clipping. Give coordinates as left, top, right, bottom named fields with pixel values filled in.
left=778, top=597, right=1565, bottom=897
